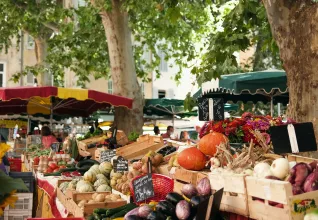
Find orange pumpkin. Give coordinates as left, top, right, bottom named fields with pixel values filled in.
left=199, top=132, right=229, bottom=156
left=177, top=147, right=207, bottom=171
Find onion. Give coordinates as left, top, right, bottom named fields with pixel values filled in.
left=292, top=185, right=304, bottom=195
left=303, top=172, right=318, bottom=193
left=270, top=158, right=289, bottom=179
left=176, top=200, right=191, bottom=220
left=181, top=184, right=198, bottom=198
left=289, top=163, right=312, bottom=186
left=253, top=162, right=271, bottom=178
left=196, top=177, right=211, bottom=196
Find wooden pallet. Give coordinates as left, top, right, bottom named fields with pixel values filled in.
left=288, top=154, right=318, bottom=163
left=116, top=135, right=164, bottom=160
left=208, top=173, right=249, bottom=217
left=77, top=135, right=104, bottom=158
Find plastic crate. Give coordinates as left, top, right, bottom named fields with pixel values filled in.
left=8, top=158, right=22, bottom=172
left=3, top=210, right=32, bottom=220
left=4, top=193, right=33, bottom=211
left=9, top=172, right=34, bottom=193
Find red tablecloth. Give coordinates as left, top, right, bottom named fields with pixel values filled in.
left=37, top=175, right=68, bottom=218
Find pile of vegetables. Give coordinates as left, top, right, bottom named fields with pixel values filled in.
left=74, top=161, right=112, bottom=193
left=77, top=129, right=103, bottom=141
left=123, top=177, right=212, bottom=220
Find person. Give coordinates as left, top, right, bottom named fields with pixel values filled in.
left=180, top=131, right=190, bottom=142
left=161, top=126, right=174, bottom=139
left=41, top=126, right=58, bottom=149
left=154, top=126, right=160, bottom=135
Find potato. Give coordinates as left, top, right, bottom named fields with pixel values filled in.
left=121, top=175, right=128, bottom=182
left=88, top=200, right=95, bottom=204
left=116, top=179, right=123, bottom=184
left=92, top=193, right=98, bottom=200
left=94, top=194, right=105, bottom=202
left=127, top=172, right=134, bottom=180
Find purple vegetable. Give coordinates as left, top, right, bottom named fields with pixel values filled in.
left=176, top=200, right=191, bottom=220
left=303, top=171, right=318, bottom=193
left=124, top=207, right=139, bottom=220
left=292, top=185, right=304, bottom=195
left=196, top=177, right=211, bottom=196
left=309, top=161, right=318, bottom=171
left=138, top=205, right=152, bottom=218
left=265, top=176, right=281, bottom=180
left=181, top=184, right=198, bottom=198
left=289, top=163, right=312, bottom=186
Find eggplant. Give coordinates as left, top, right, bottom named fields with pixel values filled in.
left=126, top=215, right=143, bottom=220
left=147, top=211, right=166, bottom=220
left=166, top=192, right=184, bottom=205
left=176, top=200, right=191, bottom=220
left=156, top=201, right=176, bottom=217
left=190, top=195, right=209, bottom=208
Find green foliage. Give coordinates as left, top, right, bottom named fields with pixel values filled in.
left=184, top=92, right=197, bottom=112
left=128, top=132, right=139, bottom=142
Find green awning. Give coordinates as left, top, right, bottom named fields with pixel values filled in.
left=219, top=70, right=287, bottom=95
left=144, top=99, right=193, bottom=117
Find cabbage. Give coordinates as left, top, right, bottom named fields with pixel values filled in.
left=304, top=209, right=318, bottom=220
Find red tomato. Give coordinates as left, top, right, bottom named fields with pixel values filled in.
left=53, top=168, right=60, bottom=172
left=48, top=157, right=53, bottom=162
left=49, top=162, right=58, bottom=170
left=59, top=165, right=66, bottom=169
left=47, top=168, right=53, bottom=173
left=33, top=157, right=40, bottom=165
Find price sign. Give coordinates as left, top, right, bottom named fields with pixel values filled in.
left=196, top=188, right=224, bottom=220
left=29, top=135, right=42, bottom=145
left=113, top=156, right=128, bottom=173
left=198, top=98, right=224, bottom=121
left=132, top=174, right=155, bottom=203
left=100, top=149, right=116, bottom=163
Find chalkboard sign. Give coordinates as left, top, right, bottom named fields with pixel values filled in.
left=270, top=122, right=317, bottom=154
left=51, top=142, right=60, bottom=152
left=113, top=156, right=128, bottom=173
left=132, top=174, right=155, bottom=203
left=100, top=149, right=116, bottom=163
left=196, top=188, right=224, bottom=220
left=198, top=98, right=224, bottom=121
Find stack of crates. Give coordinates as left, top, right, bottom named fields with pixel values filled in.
left=1, top=172, right=35, bottom=220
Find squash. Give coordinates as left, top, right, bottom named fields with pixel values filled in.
left=96, top=184, right=112, bottom=192
left=83, top=171, right=97, bottom=183
left=68, top=179, right=79, bottom=190
left=110, top=170, right=123, bottom=179
left=177, top=147, right=206, bottom=171
left=99, top=162, right=113, bottom=175
left=96, top=174, right=107, bottom=180
left=198, top=132, right=229, bottom=156
left=94, top=179, right=108, bottom=189
left=76, top=181, right=94, bottom=192
left=59, top=182, right=69, bottom=193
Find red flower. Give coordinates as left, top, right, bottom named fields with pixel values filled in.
left=225, top=127, right=236, bottom=136
left=212, top=121, right=225, bottom=133
left=242, top=112, right=253, bottom=121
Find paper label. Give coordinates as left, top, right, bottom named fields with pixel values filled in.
left=287, top=124, right=299, bottom=153
left=263, top=185, right=271, bottom=200
left=209, top=98, right=214, bottom=121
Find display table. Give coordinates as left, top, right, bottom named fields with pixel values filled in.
left=35, top=173, right=69, bottom=218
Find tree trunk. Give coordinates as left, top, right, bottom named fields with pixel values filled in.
left=34, top=38, right=50, bottom=86
left=98, top=0, right=144, bottom=135
left=263, top=0, right=318, bottom=156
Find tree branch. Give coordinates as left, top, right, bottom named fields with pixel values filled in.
left=43, top=22, right=59, bottom=33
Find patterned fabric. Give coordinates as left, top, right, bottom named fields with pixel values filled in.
left=42, top=135, right=58, bottom=149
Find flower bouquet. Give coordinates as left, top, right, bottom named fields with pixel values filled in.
left=199, top=112, right=296, bottom=145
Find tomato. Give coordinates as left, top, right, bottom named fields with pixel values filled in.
left=59, top=165, right=66, bottom=169
left=53, top=168, right=60, bottom=172
left=33, top=157, right=40, bottom=165
left=48, top=162, right=58, bottom=170
left=48, top=157, right=53, bottom=162
left=47, top=167, right=53, bottom=173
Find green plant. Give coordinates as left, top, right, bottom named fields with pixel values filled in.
left=128, top=132, right=139, bottom=142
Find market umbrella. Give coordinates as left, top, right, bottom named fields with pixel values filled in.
left=200, top=70, right=289, bottom=116
left=0, top=86, right=133, bottom=127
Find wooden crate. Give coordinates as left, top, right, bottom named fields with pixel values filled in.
left=288, top=154, right=318, bottom=163
left=116, top=135, right=164, bottom=160
left=77, top=135, right=104, bottom=158
left=208, top=173, right=248, bottom=216
left=246, top=176, right=318, bottom=220
left=174, top=179, right=185, bottom=194
left=174, top=167, right=208, bottom=185
left=57, top=180, right=126, bottom=217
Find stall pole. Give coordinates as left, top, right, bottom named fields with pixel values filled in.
left=270, top=96, right=274, bottom=117
left=278, top=103, right=281, bottom=116
left=50, top=107, right=53, bottom=129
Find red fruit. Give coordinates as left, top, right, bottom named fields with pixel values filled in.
left=47, top=168, right=53, bottom=173
left=59, top=165, right=67, bottom=169
left=53, top=168, right=59, bottom=172
left=33, top=157, right=40, bottom=165
left=49, top=162, right=58, bottom=170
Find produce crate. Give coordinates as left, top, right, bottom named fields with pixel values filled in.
left=246, top=176, right=318, bottom=220
left=116, top=135, right=164, bottom=160
left=8, top=158, right=22, bottom=172
left=174, top=167, right=208, bottom=184
left=2, top=210, right=32, bottom=220
left=9, top=172, right=35, bottom=193
left=77, top=135, right=104, bottom=158
left=288, top=154, right=318, bottom=163
left=4, top=193, right=33, bottom=212
left=57, top=180, right=126, bottom=217
left=208, top=173, right=248, bottom=216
